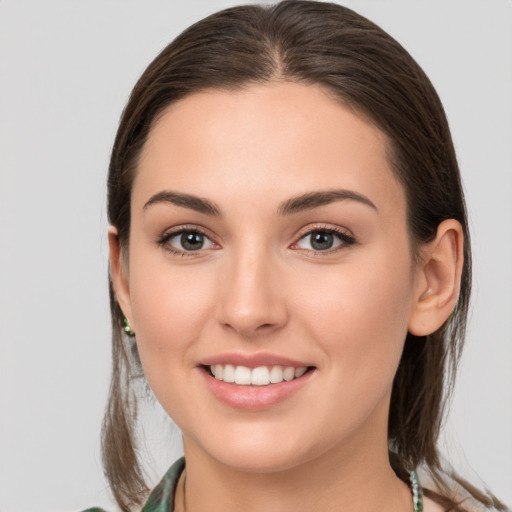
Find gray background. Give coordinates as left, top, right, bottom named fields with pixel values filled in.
left=1, top=1, right=511, bottom=510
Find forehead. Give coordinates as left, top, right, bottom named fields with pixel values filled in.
left=134, top=81, right=404, bottom=218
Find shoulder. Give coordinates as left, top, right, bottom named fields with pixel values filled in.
left=423, top=488, right=508, bottom=512
left=80, top=457, right=186, bottom=512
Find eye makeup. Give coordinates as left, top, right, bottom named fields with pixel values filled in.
left=156, top=223, right=356, bottom=258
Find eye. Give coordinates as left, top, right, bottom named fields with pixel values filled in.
left=159, top=228, right=216, bottom=255
left=294, top=228, right=355, bottom=253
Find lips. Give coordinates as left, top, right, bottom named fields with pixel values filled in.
left=201, top=352, right=313, bottom=369
left=198, top=352, right=315, bottom=410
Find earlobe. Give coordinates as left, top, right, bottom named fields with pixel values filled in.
left=408, top=219, right=464, bottom=336
left=108, top=226, right=133, bottom=328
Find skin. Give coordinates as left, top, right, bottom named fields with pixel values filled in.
left=110, top=82, right=462, bottom=512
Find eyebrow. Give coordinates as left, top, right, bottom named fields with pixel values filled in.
left=143, top=191, right=221, bottom=216
left=143, top=189, right=377, bottom=216
left=277, top=190, right=377, bottom=215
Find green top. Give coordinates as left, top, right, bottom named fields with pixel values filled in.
left=141, top=457, right=186, bottom=512
left=84, top=457, right=423, bottom=512
left=83, top=457, right=185, bottom=512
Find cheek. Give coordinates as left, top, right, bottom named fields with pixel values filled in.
left=296, top=249, right=414, bottom=389
left=127, top=251, right=219, bottom=375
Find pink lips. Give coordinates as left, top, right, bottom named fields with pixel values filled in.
left=198, top=352, right=315, bottom=410
left=200, top=351, right=312, bottom=368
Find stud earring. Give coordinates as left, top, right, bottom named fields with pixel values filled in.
left=123, top=318, right=135, bottom=337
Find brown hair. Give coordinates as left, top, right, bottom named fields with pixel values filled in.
left=102, top=2, right=506, bottom=510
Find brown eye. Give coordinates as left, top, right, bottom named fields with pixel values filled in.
left=180, top=232, right=205, bottom=251
left=310, top=231, right=335, bottom=250
left=163, top=229, right=216, bottom=253
left=294, top=228, right=356, bottom=253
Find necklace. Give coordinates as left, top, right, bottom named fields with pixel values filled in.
left=409, top=470, right=423, bottom=512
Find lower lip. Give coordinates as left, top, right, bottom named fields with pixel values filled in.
left=199, top=367, right=315, bottom=410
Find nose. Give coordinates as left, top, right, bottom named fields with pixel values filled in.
left=216, top=245, right=288, bottom=338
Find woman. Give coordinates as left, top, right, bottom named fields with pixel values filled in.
left=94, top=1, right=508, bottom=511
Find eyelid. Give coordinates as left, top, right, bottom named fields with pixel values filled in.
left=294, top=223, right=355, bottom=240
left=290, top=224, right=356, bottom=254
left=156, top=223, right=356, bottom=257
left=157, top=224, right=219, bottom=257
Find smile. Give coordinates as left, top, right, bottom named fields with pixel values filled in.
left=199, top=353, right=316, bottom=409
left=208, top=364, right=309, bottom=386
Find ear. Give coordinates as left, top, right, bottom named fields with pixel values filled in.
left=108, top=226, right=134, bottom=328
left=408, top=219, right=464, bottom=336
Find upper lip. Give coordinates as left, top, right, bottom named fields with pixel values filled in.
left=200, top=352, right=313, bottom=369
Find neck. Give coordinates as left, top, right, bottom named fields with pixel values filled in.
left=177, top=433, right=413, bottom=512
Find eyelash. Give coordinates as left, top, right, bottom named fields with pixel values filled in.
left=157, top=225, right=213, bottom=258
left=157, top=224, right=356, bottom=257
left=293, top=225, right=356, bottom=254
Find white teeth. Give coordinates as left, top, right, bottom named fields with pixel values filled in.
left=214, top=364, right=223, bottom=380
left=251, top=366, right=270, bottom=386
left=209, top=364, right=310, bottom=386
left=234, top=365, right=252, bottom=385
left=269, top=365, right=283, bottom=383
left=295, top=367, right=307, bottom=378
left=283, top=366, right=295, bottom=381
left=223, top=364, right=235, bottom=383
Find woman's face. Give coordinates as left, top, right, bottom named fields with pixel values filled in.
left=119, top=82, right=422, bottom=472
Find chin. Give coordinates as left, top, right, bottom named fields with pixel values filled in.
left=186, top=423, right=326, bottom=475
left=213, top=446, right=312, bottom=474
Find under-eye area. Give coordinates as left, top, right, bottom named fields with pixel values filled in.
left=203, top=364, right=316, bottom=386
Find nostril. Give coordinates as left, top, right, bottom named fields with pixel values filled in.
left=221, top=318, right=283, bottom=338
